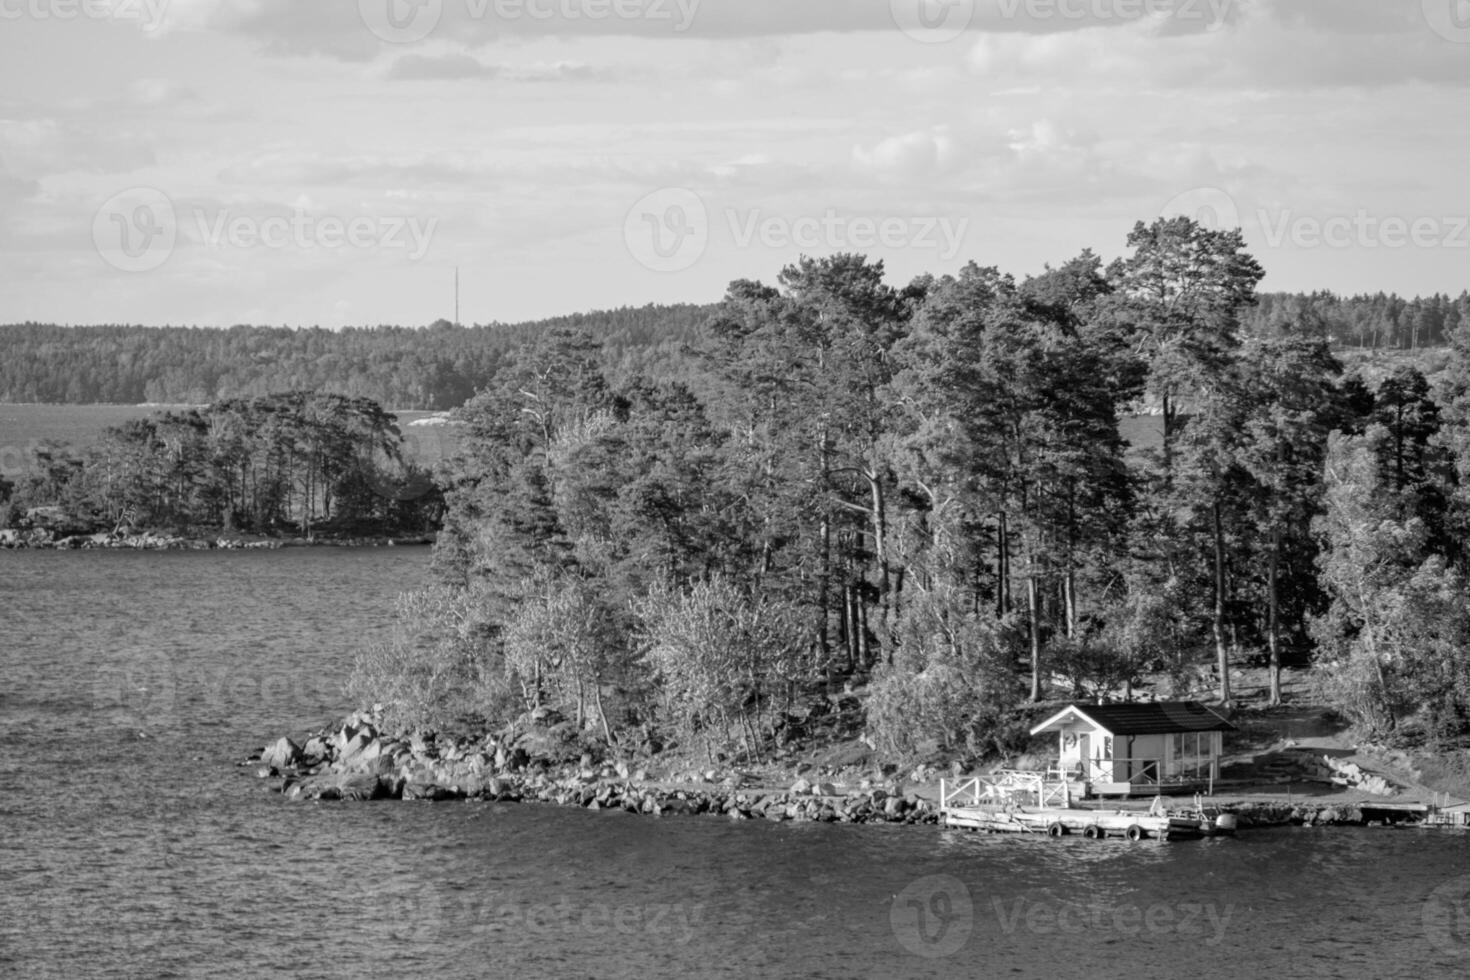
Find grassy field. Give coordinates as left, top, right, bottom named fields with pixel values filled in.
left=0, top=403, right=461, bottom=479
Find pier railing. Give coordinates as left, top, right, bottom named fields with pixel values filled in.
left=940, top=770, right=1076, bottom=812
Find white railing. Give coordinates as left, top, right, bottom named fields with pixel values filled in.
left=940, top=770, right=1075, bottom=811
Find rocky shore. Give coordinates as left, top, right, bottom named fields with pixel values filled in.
left=249, top=710, right=942, bottom=826
left=248, top=710, right=1430, bottom=833
left=0, top=527, right=435, bottom=550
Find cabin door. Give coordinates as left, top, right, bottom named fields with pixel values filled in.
left=1077, top=733, right=1091, bottom=779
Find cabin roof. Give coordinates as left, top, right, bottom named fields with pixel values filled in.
left=1031, top=701, right=1236, bottom=737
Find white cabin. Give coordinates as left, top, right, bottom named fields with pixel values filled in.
left=1030, top=702, right=1234, bottom=797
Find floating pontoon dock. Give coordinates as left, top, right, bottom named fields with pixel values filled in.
left=940, top=772, right=1237, bottom=841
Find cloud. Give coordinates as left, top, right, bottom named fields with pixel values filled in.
left=968, top=1, right=1470, bottom=91
left=0, top=119, right=159, bottom=178
left=852, top=127, right=960, bottom=181
left=388, top=53, right=501, bottom=79
left=386, top=53, right=607, bottom=81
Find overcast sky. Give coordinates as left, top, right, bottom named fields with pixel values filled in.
left=2, top=0, right=1467, bottom=328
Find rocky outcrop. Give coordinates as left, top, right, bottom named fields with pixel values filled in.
left=249, top=710, right=941, bottom=826
left=1322, top=756, right=1398, bottom=797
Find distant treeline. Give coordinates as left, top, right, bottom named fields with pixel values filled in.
left=2, top=392, right=441, bottom=537
left=2, top=292, right=1465, bottom=410
left=0, top=305, right=710, bottom=410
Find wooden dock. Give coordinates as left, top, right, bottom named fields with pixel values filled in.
left=940, top=773, right=1236, bottom=842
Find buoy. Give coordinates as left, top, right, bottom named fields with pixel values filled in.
left=1047, top=822, right=1067, bottom=837
left=1125, top=824, right=1145, bottom=842
left=1083, top=824, right=1103, bottom=840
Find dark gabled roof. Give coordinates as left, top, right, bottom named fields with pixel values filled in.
left=1072, top=702, right=1235, bottom=735
left=1032, top=701, right=1235, bottom=736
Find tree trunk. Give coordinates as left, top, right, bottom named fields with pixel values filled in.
left=997, top=511, right=1011, bottom=619
left=1267, top=524, right=1282, bottom=706
left=867, top=469, right=892, bottom=648
left=1027, top=554, right=1042, bottom=701
left=1063, top=571, right=1077, bottom=640
left=1212, top=501, right=1232, bottom=706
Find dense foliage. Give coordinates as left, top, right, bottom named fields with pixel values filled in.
left=346, top=217, right=1470, bottom=759
left=5, top=392, right=440, bottom=536
left=2, top=293, right=1464, bottom=411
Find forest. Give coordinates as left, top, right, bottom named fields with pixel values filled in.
left=2, top=291, right=1467, bottom=410
left=337, top=216, right=1470, bottom=764
left=1, top=392, right=441, bottom=537
left=0, top=306, right=709, bottom=409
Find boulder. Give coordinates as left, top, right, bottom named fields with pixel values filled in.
left=789, top=778, right=812, bottom=796
left=338, top=734, right=384, bottom=772
left=262, top=736, right=301, bottom=771
left=301, top=737, right=330, bottom=765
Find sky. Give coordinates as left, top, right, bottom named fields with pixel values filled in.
left=1, top=0, right=1468, bottom=328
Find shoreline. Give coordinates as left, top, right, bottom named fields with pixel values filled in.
left=0, top=528, right=436, bottom=550
left=248, top=712, right=1440, bottom=834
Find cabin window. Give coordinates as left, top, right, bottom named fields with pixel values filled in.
left=1101, top=737, right=1112, bottom=760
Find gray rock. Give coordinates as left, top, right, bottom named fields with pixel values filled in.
left=302, top=737, right=329, bottom=765
left=262, top=736, right=301, bottom=771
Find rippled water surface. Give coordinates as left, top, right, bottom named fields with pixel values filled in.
left=4, top=548, right=1470, bottom=979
